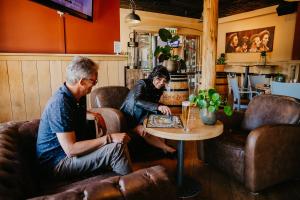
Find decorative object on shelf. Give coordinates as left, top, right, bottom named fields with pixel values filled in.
left=274, top=73, right=286, bottom=82
left=189, top=89, right=232, bottom=125
left=260, top=51, right=267, bottom=66
left=127, top=31, right=139, bottom=69
left=154, top=28, right=184, bottom=72
left=216, top=53, right=226, bottom=72
left=125, top=0, right=141, bottom=25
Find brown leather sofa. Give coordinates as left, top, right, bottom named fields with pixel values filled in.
left=0, top=110, right=176, bottom=199
left=203, top=94, right=300, bottom=192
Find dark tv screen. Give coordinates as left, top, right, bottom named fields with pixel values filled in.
left=32, top=0, right=93, bottom=22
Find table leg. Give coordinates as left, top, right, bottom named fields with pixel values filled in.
left=243, top=65, right=250, bottom=89
left=176, top=140, right=201, bottom=198
left=177, top=140, right=184, bottom=187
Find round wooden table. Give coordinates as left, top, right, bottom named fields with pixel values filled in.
left=143, top=112, right=223, bottom=198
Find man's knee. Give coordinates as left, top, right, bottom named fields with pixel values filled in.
left=106, top=142, right=126, bottom=154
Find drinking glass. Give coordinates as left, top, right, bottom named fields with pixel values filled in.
left=182, top=101, right=190, bottom=132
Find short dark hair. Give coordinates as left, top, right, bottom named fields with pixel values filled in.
left=148, top=65, right=170, bottom=82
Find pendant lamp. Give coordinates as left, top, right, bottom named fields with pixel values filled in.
left=125, top=0, right=141, bottom=25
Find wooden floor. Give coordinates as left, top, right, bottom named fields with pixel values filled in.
left=135, top=141, right=300, bottom=200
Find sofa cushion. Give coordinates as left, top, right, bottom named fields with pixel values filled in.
left=0, top=125, right=32, bottom=199
left=29, top=166, right=176, bottom=200
left=241, top=95, right=300, bottom=131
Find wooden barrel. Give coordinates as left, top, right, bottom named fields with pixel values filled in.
left=159, top=74, right=189, bottom=114
left=215, top=72, right=228, bottom=98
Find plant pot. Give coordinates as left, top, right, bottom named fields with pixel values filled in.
left=199, top=108, right=216, bottom=125
left=163, top=60, right=178, bottom=72
left=215, top=64, right=225, bottom=72
left=260, top=56, right=267, bottom=66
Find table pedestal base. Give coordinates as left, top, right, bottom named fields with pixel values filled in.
left=177, top=176, right=201, bottom=198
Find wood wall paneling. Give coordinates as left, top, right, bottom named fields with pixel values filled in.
left=98, top=61, right=109, bottom=87
left=0, top=61, right=12, bottom=122
left=22, top=61, right=40, bottom=120
left=37, top=61, right=52, bottom=115
left=118, top=60, right=127, bottom=86
left=61, top=61, right=69, bottom=82
left=7, top=61, right=27, bottom=121
left=50, top=61, right=63, bottom=95
left=0, top=54, right=127, bottom=122
left=292, top=3, right=300, bottom=60
left=107, top=61, right=120, bottom=86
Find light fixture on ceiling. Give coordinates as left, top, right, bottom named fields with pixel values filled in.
left=125, top=0, right=141, bottom=25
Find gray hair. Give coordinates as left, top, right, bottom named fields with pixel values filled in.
left=66, top=56, right=99, bottom=85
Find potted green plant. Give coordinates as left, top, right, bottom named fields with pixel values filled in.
left=154, top=28, right=183, bottom=72
left=189, top=88, right=232, bottom=125
left=216, top=53, right=226, bottom=72
left=274, top=72, right=285, bottom=82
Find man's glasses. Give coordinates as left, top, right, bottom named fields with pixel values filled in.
left=85, top=78, right=98, bottom=85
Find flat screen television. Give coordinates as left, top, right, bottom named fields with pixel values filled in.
left=31, top=0, right=93, bottom=22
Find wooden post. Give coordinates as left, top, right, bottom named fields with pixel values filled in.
left=201, top=0, right=218, bottom=89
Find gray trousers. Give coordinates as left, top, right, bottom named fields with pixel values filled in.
left=54, top=143, right=133, bottom=178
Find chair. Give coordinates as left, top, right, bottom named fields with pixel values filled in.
left=271, top=81, right=300, bottom=99
left=248, top=75, right=270, bottom=93
left=90, top=86, right=130, bottom=132
left=228, top=75, right=258, bottom=110
left=203, top=94, right=300, bottom=192
left=90, top=86, right=129, bottom=109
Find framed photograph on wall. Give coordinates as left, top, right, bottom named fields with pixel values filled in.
left=225, top=26, right=275, bottom=53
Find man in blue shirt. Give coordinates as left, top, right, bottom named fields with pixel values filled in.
left=36, top=56, right=132, bottom=178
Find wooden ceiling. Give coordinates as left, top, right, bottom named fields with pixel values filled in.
left=120, top=0, right=281, bottom=19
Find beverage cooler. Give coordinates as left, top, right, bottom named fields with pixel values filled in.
left=125, top=31, right=200, bottom=90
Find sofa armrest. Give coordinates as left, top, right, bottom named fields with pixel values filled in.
left=216, top=110, right=245, bottom=130
left=29, top=165, right=176, bottom=200
left=89, top=107, right=127, bottom=133
left=244, top=124, right=300, bottom=192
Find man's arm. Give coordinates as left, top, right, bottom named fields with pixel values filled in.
left=57, top=132, right=130, bottom=157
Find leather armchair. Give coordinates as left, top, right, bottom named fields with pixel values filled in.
left=203, top=94, right=300, bottom=192
left=90, top=86, right=130, bottom=132
left=90, top=86, right=129, bottom=109
left=0, top=109, right=176, bottom=199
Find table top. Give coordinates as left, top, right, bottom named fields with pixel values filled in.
left=143, top=111, right=223, bottom=141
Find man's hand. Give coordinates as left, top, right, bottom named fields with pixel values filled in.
left=134, top=125, right=148, bottom=137
left=110, top=133, right=131, bottom=144
left=158, top=105, right=172, bottom=115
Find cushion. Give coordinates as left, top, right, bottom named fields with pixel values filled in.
left=241, top=95, right=300, bottom=131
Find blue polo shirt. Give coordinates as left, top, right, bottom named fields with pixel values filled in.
left=36, top=83, right=87, bottom=168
